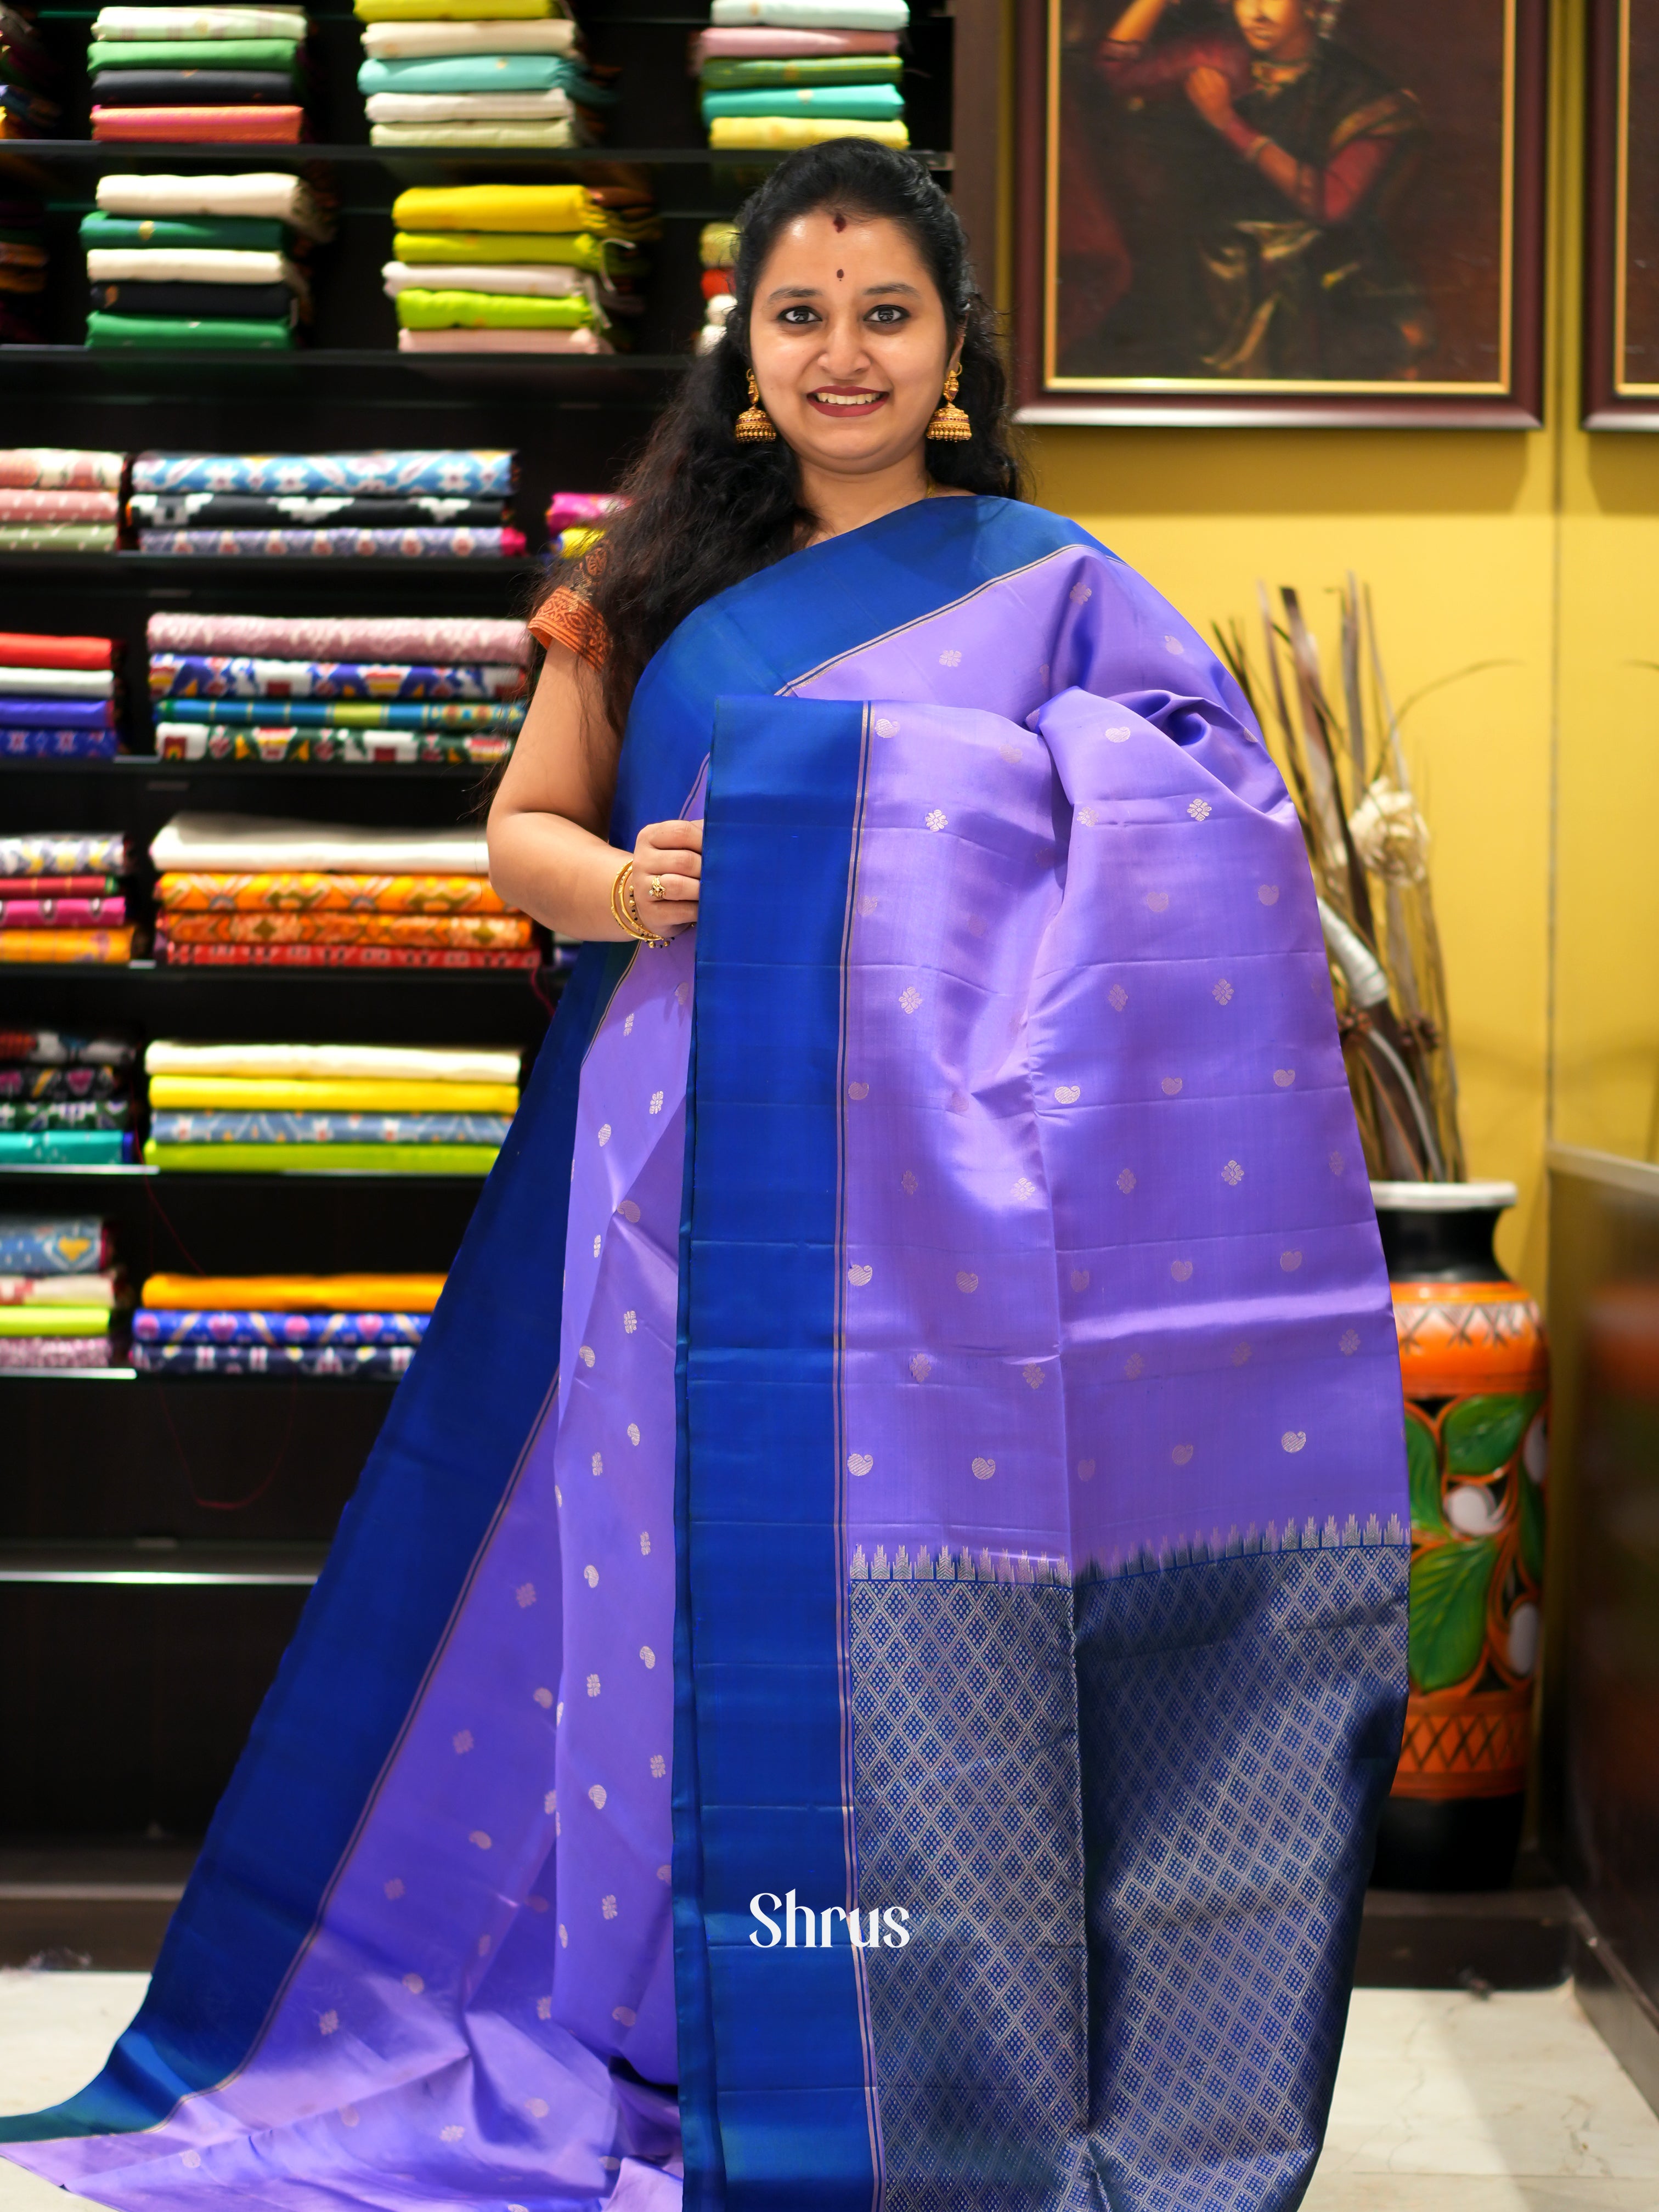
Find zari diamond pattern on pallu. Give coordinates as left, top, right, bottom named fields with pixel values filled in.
left=1075, top=1544, right=1407, bottom=2212
left=848, top=1579, right=1087, bottom=2212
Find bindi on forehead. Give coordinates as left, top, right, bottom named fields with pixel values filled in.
left=837, top=269, right=844, bottom=279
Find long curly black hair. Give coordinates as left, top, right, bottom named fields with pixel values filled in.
left=562, top=138, right=1026, bottom=735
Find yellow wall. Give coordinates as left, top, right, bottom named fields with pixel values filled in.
left=1007, top=0, right=1659, bottom=1291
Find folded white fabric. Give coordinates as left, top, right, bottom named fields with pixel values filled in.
left=365, top=88, right=574, bottom=120
left=94, top=172, right=335, bottom=243
left=370, top=119, right=579, bottom=144
left=146, top=1041, right=522, bottom=1084
left=381, top=258, right=593, bottom=297
left=0, top=667, right=115, bottom=697
left=396, top=327, right=609, bottom=352
left=362, top=17, right=575, bottom=53
left=710, top=0, right=908, bottom=19
left=87, top=247, right=308, bottom=290
left=0, top=1273, right=124, bottom=1308
left=150, top=814, right=491, bottom=874
left=93, top=4, right=306, bottom=34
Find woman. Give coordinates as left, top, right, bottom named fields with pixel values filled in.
left=1, top=143, right=1406, bottom=2211
left=1077, top=0, right=1427, bottom=380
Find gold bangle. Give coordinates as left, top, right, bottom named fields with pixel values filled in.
left=611, top=859, right=668, bottom=949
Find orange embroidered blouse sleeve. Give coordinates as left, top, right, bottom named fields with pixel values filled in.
left=527, top=580, right=610, bottom=672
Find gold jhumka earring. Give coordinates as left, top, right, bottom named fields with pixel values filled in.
left=926, top=365, right=971, bottom=442
left=734, top=371, right=777, bottom=443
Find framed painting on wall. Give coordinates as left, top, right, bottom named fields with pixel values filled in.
left=1585, top=0, right=1659, bottom=425
left=1014, top=0, right=1548, bottom=426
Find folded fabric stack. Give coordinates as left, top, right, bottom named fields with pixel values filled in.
left=387, top=182, right=657, bottom=354
left=130, top=446, right=520, bottom=555
left=132, top=1268, right=443, bottom=1375
left=0, top=832, right=134, bottom=967
left=148, top=610, right=527, bottom=757
left=149, top=811, right=543, bottom=969
left=84, top=170, right=334, bottom=350
left=89, top=1, right=312, bottom=144
left=0, top=1031, right=137, bottom=1166
left=0, top=5, right=61, bottom=142
left=0, top=448, right=124, bottom=550
left=0, top=1214, right=127, bottom=1371
left=0, top=628, right=123, bottom=760
left=698, top=0, right=908, bottom=151
left=356, top=0, right=613, bottom=151
left=695, top=218, right=736, bottom=354
left=143, top=1039, right=518, bottom=1174
left=0, top=191, right=47, bottom=344
left=545, top=488, right=625, bottom=559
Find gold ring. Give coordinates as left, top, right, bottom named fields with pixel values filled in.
left=648, top=876, right=665, bottom=901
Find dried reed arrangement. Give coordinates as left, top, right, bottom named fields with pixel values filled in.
left=1215, top=579, right=1466, bottom=1183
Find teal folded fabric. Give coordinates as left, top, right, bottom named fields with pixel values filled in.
left=700, top=82, right=904, bottom=119
left=87, top=311, right=295, bottom=348
left=358, top=52, right=574, bottom=92
left=80, top=212, right=290, bottom=251
left=0, top=1130, right=125, bottom=1164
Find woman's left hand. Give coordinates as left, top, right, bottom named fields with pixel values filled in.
left=1183, top=64, right=1235, bottom=126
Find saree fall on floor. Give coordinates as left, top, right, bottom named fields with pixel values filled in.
left=0, top=496, right=1408, bottom=2212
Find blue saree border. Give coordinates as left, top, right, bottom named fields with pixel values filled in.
left=0, top=943, right=629, bottom=2143
left=676, top=694, right=877, bottom=2212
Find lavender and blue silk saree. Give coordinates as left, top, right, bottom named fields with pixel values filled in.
left=0, top=495, right=1407, bottom=2212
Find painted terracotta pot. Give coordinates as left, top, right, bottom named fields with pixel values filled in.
left=1369, top=1181, right=1549, bottom=1891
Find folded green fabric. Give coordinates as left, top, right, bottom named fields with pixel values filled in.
left=0, top=1306, right=112, bottom=1337
left=87, top=36, right=303, bottom=69
left=393, top=287, right=596, bottom=329
left=80, top=211, right=290, bottom=251
left=144, top=1141, right=499, bottom=1175
left=86, top=310, right=294, bottom=348
left=391, top=228, right=630, bottom=276
left=701, top=55, right=901, bottom=86
left=701, top=82, right=904, bottom=119
left=359, top=50, right=572, bottom=92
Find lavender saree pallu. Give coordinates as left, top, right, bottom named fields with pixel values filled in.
left=0, top=496, right=1406, bottom=2212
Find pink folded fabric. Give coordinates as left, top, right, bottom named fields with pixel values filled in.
left=0, top=489, right=121, bottom=522
left=91, top=105, right=305, bottom=141
left=147, top=614, right=530, bottom=663
left=396, top=328, right=611, bottom=353
left=693, top=26, right=899, bottom=58
left=545, top=492, right=627, bottom=529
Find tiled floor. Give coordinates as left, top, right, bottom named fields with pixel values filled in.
left=0, top=1977, right=1656, bottom=2208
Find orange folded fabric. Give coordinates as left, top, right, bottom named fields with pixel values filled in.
left=0, top=928, right=133, bottom=963
left=142, top=1273, right=447, bottom=1312
left=154, top=871, right=510, bottom=915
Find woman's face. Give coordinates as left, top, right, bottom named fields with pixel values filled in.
left=747, top=208, right=958, bottom=479
left=1232, top=0, right=1314, bottom=61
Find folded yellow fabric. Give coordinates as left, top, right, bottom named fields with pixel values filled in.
left=142, top=1272, right=448, bottom=1311
left=357, top=0, right=553, bottom=18
left=394, top=287, right=596, bottom=329
left=708, top=115, right=907, bottom=146
left=390, top=183, right=658, bottom=240
left=0, top=1307, right=111, bottom=1336
left=148, top=1075, right=519, bottom=1111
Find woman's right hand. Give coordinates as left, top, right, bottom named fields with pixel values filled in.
left=631, top=817, right=703, bottom=937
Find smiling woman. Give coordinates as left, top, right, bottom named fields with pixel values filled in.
left=1, top=141, right=1409, bottom=2212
